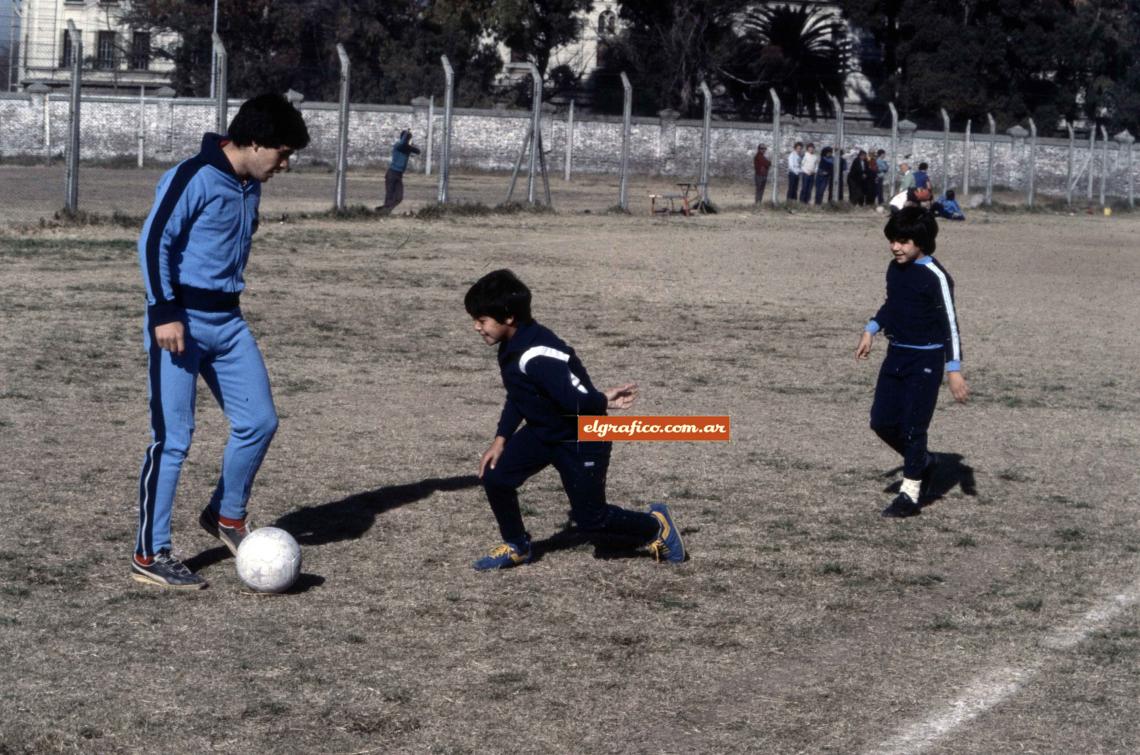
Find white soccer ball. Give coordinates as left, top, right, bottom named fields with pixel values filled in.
left=235, top=527, right=302, bottom=593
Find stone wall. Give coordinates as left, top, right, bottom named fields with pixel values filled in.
left=1, top=92, right=1135, bottom=201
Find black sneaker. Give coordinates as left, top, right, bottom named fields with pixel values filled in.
left=881, top=492, right=922, bottom=518
left=131, top=550, right=207, bottom=590
left=199, top=507, right=251, bottom=556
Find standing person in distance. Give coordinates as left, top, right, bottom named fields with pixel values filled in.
left=786, top=141, right=804, bottom=203
left=380, top=129, right=420, bottom=213
left=855, top=207, right=969, bottom=518
left=753, top=143, right=771, bottom=204
left=133, top=93, right=311, bottom=589
left=799, top=143, right=819, bottom=204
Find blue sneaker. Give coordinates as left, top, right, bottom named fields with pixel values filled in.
left=648, top=503, right=686, bottom=563
left=473, top=538, right=532, bottom=571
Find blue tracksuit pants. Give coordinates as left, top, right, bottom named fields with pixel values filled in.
left=869, top=346, right=944, bottom=479
left=481, top=425, right=659, bottom=545
left=136, top=309, right=277, bottom=558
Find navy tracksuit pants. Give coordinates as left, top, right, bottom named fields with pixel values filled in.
left=870, top=346, right=944, bottom=479
left=481, top=425, right=660, bottom=545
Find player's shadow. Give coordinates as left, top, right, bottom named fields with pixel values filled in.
left=881, top=452, right=978, bottom=508
left=530, top=519, right=651, bottom=563
left=274, top=475, right=481, bottom=546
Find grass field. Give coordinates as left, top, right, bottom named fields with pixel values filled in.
left=1, top=165, right=1138, bottom=753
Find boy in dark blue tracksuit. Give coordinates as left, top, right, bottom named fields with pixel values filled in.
left=856, top=207, right=970, bottom=518
left=132, top=94, right=310, bottom=588
left=465, top=270, right=686, bottom=570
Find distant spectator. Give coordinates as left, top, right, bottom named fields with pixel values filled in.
left=847, top=149, right=868, bottom=206
left=898, top=162, right=915, bottom=194
left=875, top=149, right=889, bottom=204
left=380, top=129, right=420, bottom=213
left=787, top=142, right=804, bottom=202
left=913, top=161, right=931, bottom=191
left=933, top=189, right=966, bottom=220
left=753, top=143, right=771, bottom=204
left=815, top=146, right=835, bottom=204
left=800, top=143, right=819, bottom=203
left=862, top=151, right=878, bottom=206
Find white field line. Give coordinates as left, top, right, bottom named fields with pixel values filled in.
left=868, top=580, right=1140, bottom=755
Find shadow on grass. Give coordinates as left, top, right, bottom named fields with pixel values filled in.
left=530, top=519, right=651, bottom=564
left=881, top=452, right=978, bottom=507
left=274, top=475, right=481, bottom=546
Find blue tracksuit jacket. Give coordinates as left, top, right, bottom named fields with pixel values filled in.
left=495, top=320, right=608, bottom=444
left=389, top=131, right=421, bottom=173
left=865, top=256, right=963, bottom=371
left=138, top=133, right=260, bottom=326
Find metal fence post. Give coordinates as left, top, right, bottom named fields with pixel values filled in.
left=1065, top=121, right=1075, bottom=206
left=769, top=89, right=781, bottom=206
left=425, top=95, right=433, bottom=176
left=137, top=86, right=146, bottom=168
left=212, top=33, right=227, bottom=133
left=940, top=108, right=950, bottom=193
left=1027, top=118, right=1037, bottom=208
left=564, top=99, right=574, bottom=182
left=963, top=119, right=971, bottom=202
left=1087, top=125, right=1096, bottom=203
left=333, top=43, right=350, bottom=211
left=1121, top=131, right=1136, bottom=208
left=619, top=71, right=632, bottom=211
left=64, top=21, right=81, bottom=214
left=829, top=94, right=842, bottom=203
left=508, top=62, right=543, bottom=205
left=888, top=102, right=898, bottom=196
left=437, top=55, right=454, bottom=204
left=698, top=81, right=712, bottom=207
left=985, top=113, right=995, bottom=207
left=1099, top=125, right=1108, bottom=207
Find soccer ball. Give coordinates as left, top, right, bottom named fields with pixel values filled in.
left=235, top=527, right=302, bottom=593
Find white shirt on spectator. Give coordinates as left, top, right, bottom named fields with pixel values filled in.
left=787, top=152, right=803, bottom=174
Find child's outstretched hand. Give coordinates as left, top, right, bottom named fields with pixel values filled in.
left=604, top=383, right=639, bottom=410
left=855, top=331, right=874, bottom=361
left=948, top=372, right=970, bottom=404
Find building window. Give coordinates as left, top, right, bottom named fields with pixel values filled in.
left=96, top=31, right=118, bottom=70
left=60, top=30, right=79, bottom=68
left=131, top=32, right=151, bottom=70
left=597, top=10, right=616, bottom=37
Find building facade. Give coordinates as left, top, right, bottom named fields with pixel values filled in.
left=17, top=0, right=173, bottom=93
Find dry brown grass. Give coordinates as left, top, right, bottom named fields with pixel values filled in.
left=0, top=166, right=1138, bottom=753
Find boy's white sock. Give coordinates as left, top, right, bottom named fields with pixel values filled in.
left=900, top=478, right=921, bottom=501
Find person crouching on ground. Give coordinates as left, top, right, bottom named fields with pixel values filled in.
left=464, top=269, right=686, bottom=570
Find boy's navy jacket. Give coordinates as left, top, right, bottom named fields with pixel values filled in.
left=389, top=131, right=421, bottom=173
left=866, top=257, right=963, bottom=371
left=138, top=133, right=260, bottom=326
left=496, top=320, right=608, bottom=443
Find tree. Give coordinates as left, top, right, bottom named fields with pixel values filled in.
left=121, top=0, right=502, bottom=107
left=722, top=3, right=851, bottom=119
left=486, top=0, right=593, bottom=76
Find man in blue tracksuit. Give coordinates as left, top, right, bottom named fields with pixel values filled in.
left=856, top=207, right=970, bottom=518
left=132, top=93, right=310, bottom=589
left=464, top=270, right=686, bottom=570
left=380, top=129, right=420, bottom=212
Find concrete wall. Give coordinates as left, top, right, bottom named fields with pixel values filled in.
left=1, top=92, right=1135, bottom=201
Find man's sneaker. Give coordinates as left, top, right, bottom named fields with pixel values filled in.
left=131, top=550, right=207, bottom=590
left=473, top=539, right=532, bottom=571
left=881, top=492, right=922, bottom=518
left=648, top=502, right=686, bottom=563
left=199, top=507, right=251, bottom=556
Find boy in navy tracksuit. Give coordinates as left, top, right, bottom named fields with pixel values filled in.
left=464, top=270, right=686, bottom=570
left=132, top=94, right=310, bottom=588
left=856, top=207, right=970, bottom=518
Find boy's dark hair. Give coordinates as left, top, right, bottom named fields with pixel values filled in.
left=465, top=269, right=533, bottom=324
left=876, top=149, right=886, bottom=156
left=918, top=161, right=929, bottom=171
left=794, top=141, right=804, bottom=148
left=945, top=189, right=956, bottom=200
left=884, top=206, right=938, bottom=254
left=227, top=93, right=311, bottom=150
